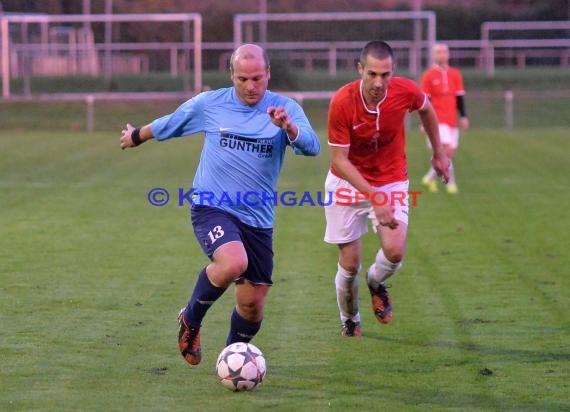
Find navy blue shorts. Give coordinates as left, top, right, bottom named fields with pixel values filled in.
left=190, top=205, right=274, bottom=286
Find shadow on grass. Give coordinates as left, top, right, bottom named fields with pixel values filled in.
left=378, top=383, right=569, bottom=412
left=368, top=332, right=570, bottom=363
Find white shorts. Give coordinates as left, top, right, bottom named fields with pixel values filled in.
left=323, top=172, right=410, bottom=244
left=426, top=124, right=459, bottom=150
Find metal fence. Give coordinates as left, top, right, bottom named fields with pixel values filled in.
left=481, top=20, right=570, bottom=76
left=5, top=88, right=567, bottom=133
left=2, top=14, right=569, bottom=90
left=0, top=12, right=202, bottom=98
left=1, top=11, right=569, bottom=127
left=233, top=11, right=436, bottom=77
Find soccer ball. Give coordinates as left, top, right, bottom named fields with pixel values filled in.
left=216, top=342, right=266, bottom=391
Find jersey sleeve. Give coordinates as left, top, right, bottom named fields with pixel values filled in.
left=327, top=93, right=351, bottom=147
left=150, top=92, right=207, bottom=141
left=420, top=70, right=432, bottom=96
left=284, top=99, right=320, bottom=156
left=407, top=80, right=428, bottom=112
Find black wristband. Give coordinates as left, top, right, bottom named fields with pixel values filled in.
left=456, top=95, right=467, bottom=118
left=131, top=127, right=142, bottom=146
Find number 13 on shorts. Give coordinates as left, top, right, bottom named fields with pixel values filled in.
left=208, top=225, right=225, bottom=244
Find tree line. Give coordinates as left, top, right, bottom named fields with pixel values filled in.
left=1, top=0, right=566, bottom=41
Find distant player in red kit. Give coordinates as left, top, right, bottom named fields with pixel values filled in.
left=421, top=43, right=469, bottom=194
left=324, top=41, right=450, bottom=336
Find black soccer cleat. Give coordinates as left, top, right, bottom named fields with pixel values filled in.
left=368, top=283, right=393, bottom=324
left=341, top=319, right=362, bottom=337
left=178, top=308, right=202, bottom=365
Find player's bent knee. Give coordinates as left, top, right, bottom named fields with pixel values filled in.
left=227, top=260, right=248, bottom=278
left=338, top=252, right=361, bottom=274
left=340, top=261, right=360, bottom=275
left=383, top=249, right=404, bottom=264
left=237, top=300, right=264, bottom=320
left=213, top=242, right=248, bottom=279
left=216, top=257, right=248, bottom=280
left=236, top=281, right=269, bottom=320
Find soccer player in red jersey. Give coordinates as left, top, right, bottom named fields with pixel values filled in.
left=324, top=41, right=450, bottom=336
left=421, top=43, right=469, bottom=194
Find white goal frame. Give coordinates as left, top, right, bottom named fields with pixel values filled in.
left=0, top=13, right=202, bottom=98
left=233, top=11, right=436, bottom=76
left=481, top=20, right=570, bottom=76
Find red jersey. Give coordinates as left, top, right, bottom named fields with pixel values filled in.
left=328, top=77, right=427, bottom=186
left=421, top=65, right=465, bottom=127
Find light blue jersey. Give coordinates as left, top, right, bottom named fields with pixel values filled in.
left=151, top=87, right=320, bottom=228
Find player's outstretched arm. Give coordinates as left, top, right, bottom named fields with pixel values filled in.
left=120, top=123, right=155, bottom=150
left=418, top=101, right=450, bottom=183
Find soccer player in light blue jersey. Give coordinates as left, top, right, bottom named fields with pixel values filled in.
left=120, top=44, right=320, bottom=366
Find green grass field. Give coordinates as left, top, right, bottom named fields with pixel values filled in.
left=1, top=105, right=569, bottom=411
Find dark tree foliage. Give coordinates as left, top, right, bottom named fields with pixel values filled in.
left=1, top=0, right=567, bottom=41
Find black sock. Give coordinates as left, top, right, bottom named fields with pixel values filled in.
left=226, top=307, right=262, bottom=345
left=183, top=268, right=226, bottom=328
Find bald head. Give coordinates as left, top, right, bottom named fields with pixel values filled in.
left=432, top=43, right=450, bottom=67
left=229, top=44, right=271, bottom=106
left=230, top=44, right=270, bottom=72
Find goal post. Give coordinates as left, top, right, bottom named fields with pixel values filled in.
left=233, top=11, right=436, bottom=77
left=481, top=20, right=570, bottom=76
left=0, top=13, right=202, bottom=99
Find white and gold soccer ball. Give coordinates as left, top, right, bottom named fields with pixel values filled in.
left=215, top=342, right=266, bottom=391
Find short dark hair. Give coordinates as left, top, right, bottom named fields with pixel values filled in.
left=359, top=41, right=394, bottom=65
